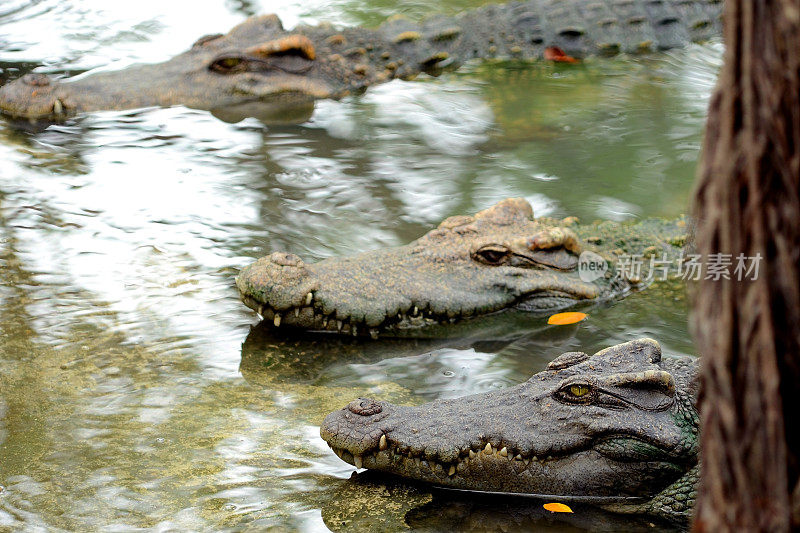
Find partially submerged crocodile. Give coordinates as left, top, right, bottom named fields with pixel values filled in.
left=236, top=197, right=688, bottom=337
left=321, top=338, right=699, bottom=523
left=0, top=0, right=721, bottom=120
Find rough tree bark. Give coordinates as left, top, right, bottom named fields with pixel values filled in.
left=691, top=0, right=800, bottom=531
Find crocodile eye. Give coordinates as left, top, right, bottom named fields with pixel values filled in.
left=209, top=55, right=247, bottom=73
left=472, top=245, right=512, bottom=265
left=555, top=381, right=595, bottom=404
left=569, top=384, right=590, bottom=397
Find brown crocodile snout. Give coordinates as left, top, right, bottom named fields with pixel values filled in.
left=235, top=251, right=319, bottom=313
left=0, top=73, right=70, bottom=119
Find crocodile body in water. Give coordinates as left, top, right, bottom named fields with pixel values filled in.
left=321, top=338, right=699, bottom=523
left=0, top=0, right=721, bottom=120
left=236, top=197, right=689, bottom=337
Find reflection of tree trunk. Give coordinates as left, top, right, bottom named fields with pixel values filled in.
left=691, top=1, right=800, bottom=531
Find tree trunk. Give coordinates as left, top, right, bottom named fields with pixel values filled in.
left=691, top=1, right=800, bottom=531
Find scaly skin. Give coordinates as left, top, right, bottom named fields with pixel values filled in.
left=235, top=197, right=689, bottom=337
left=320, top=338, right=700, bottom=523
left=0, top=0, right=722, bottom=120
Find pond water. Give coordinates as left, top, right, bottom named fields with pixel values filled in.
left=0, top=0, right=720, bottom=531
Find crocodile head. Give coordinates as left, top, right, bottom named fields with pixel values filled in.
left=0, top=15, right=377, bottom=121
left=235, top=198, right=622, bottom=336
left=321, top=338, right=699, bottom=504
left=0, top=1, right=724, bottom=121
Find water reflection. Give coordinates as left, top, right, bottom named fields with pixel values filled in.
left=320, top=471, right=682, bottom=532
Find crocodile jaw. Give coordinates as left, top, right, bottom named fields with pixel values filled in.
left=235, top=252, right=600, bottom=336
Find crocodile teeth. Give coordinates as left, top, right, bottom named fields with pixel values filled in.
left=514, top=454, right=523, bottom=462
left=273, top=313, right=282, bottom=327
left=53, top=99, right=63, bottom=115
left=483, top=443, right=493, bottom=455
left=369, top=329, right=379, bottom=339
left=469, top=450, right=476, bottom=459
left=498, top=447, right=508, bottom=457
left=448, top=465, right=456, bottom=476
left=531, top=456, right=538, bottom=462
left=379, top=434, right=387, bottom=450
left=323, top=317, right=329, bottom=328
left=294, top=308, right=300, bottom=318
left=306, top=292, right=313, bottom=305
left=354, top=455, right=363, bottom=469
left=337, top=320, right=343, bottom=332
left=413, top=306, right=419, bottom=316
left=258, top=305, right=265, bottom=317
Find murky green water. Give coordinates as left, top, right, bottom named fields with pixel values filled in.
left=0, top=0, right=720, bottom=530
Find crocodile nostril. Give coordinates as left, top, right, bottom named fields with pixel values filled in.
left=347, top=398, right=382, bottom=416
left=22, top=73, right=51, bottom=87
left=268, top=251, right=304, bottom=268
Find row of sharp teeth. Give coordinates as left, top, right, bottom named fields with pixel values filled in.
left=332, top=435, right=560, bottom=477
left=258, top=292, right=463, bottom=338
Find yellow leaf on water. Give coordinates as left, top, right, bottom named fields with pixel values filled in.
left=547, top=312, right=587, bottom=325
left=543, top=502, right=574, bottom=513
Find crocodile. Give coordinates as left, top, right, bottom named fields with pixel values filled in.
left=0, top=0, right=722, bottom=120
left=235, top=197, right=689, bottom=337
left=320, top=338, right=700, bottom=523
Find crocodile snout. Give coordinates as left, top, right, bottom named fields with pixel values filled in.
left=235, top=251, right=319, bottom=323
left=320, top=399, right=393, bottom=462
left=0, top=73, right=72, bottom=119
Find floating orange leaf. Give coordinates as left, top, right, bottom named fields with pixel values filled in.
left=543, top=502, right=574, bottom=513
left=544, top=46, right=579, bottom=63
left=547, top=312, right=587, bottom=325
